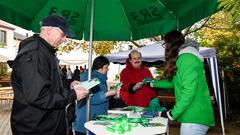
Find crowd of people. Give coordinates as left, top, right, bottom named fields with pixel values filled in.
left=60, top=65, right=85, bottom=89
left=8, top=14, right=215, bottom=135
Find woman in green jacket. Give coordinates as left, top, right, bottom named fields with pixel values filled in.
left=151, top=30, right=215, bottom=135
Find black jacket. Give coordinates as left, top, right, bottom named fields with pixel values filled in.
left=8, top=34, right=76, bottom=135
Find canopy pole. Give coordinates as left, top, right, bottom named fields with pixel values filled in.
left=86, top=0, right=95, bottom=134
left=209, top=57, right=225, bottom=135
left=221, top=68, right=227, bottom=119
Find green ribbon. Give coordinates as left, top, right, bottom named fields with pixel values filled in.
left=126, top=106, right=145, bottom=112
left=139, top=77, right=152, bottom=87
left=96, top=115, right=150, bottom=134
left=144, top=98, right=167, bottom=112
left=110, top=82, right=123, bottom=90
left=97, top=102, right=165, bottom=134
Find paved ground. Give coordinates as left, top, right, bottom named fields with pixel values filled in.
left=1, top=102, right=239, bottom=135
left=0, top=102, right=12, bottom=135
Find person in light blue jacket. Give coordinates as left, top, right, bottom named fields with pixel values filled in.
left=73, top=56, right=117, bottom=135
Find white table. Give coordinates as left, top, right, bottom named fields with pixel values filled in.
left=85, top=116, right=169, bottom=135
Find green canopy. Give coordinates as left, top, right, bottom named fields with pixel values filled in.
left=0, top=0, right=218, bottom=83
left=0, top=1, right=223, bottom=134
left=0, top=0, right=217, bottom=41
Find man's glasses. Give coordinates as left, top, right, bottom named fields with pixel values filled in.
left=161, top=42, right=166, bottom=48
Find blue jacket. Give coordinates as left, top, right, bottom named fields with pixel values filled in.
left=73, top=70, right=109, bottom=133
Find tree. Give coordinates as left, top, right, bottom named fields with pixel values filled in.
left=218, top=0, right=240, bottom=28
left=93, top=41, right=117, bottom=55
left=58, top=39, right=117, bottom=55
left=195, top=12, right=240, bottom=106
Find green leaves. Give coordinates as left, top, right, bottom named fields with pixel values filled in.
left=218, top=0, right=240, bottom=23
left=195, top=11, right=240, bottom=104
left=58, top=39, right=117, bottom=55
left=93, top=41, right=117, bottom=55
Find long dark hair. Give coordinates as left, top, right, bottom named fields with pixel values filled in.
left=92, top=56, right=110, bottom=70
left=164, top=30, right=185, bottom=80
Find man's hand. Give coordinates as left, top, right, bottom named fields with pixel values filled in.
left=73, top=85, right=89, bottom=100
left=133, top=82, right=142, bottom=91
left=70, top=80, right=80, bottom=89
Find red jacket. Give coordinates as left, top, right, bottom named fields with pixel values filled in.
left=120, top=59, right=156, bottom=107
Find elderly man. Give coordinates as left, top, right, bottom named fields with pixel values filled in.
left=119, top=50, right=156, bottom=107
left=8, top=15, right=88, bottom=135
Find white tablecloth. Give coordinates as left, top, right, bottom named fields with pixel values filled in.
left=85, top=116, right=169, bottom=135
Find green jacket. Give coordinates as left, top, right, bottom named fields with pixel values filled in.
left=152, top=49, right=215, bottom=127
